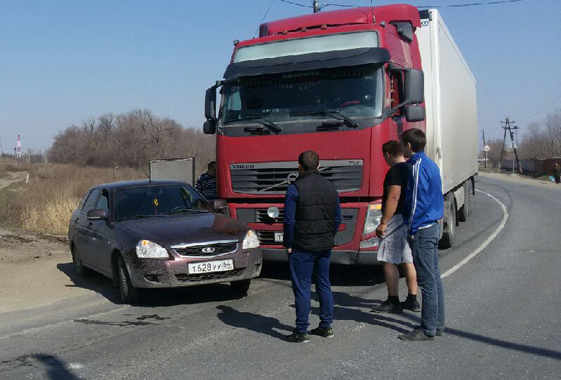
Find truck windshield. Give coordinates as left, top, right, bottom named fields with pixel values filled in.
left=220, top=65, right=383, bottom=136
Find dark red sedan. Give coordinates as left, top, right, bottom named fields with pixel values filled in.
left=68, top=180, right=262, bottom=303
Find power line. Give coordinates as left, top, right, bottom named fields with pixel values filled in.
left=516, top=92, right=561, bottom=123
left=278, top=0, right=525, bottom=10
left=255, top=3, right=273, bottom=36
left=279, top=0, right=310, bottom=9
left=418, top=0, right=524, bottom=8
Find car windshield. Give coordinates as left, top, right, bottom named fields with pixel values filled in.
left=115, top=185, right=214, bottom=222
left=220, top=64, right=383, bottom=135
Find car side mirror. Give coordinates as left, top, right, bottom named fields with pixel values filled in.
left=405, top=69, right=424, bottom=104
left=87, top=209, right=107, bottom=221
left=212, top=199, right=229, bottom=215
left=405, top=105, right=425, bottom=122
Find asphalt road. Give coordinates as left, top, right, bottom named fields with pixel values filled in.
left=1, top=175, right=560, bottom=380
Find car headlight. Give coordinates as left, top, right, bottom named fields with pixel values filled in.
left=136, top=240, right=169, bottom=259
left=363, top=204, right=383, bottom=236
left=242, top=230, right=260, bottom=249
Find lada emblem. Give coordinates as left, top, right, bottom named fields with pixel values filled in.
left=202, top=247, right=216, bottom=254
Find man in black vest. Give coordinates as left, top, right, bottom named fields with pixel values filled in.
left=283, top=150, right=342, bottom=343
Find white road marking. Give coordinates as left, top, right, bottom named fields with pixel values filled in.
left=441, top=189, right=509, bottom=279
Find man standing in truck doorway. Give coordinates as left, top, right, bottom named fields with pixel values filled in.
left=283, top=150, right=342, bottom=343
left=372, top=140, right=420, bottom=314
left=399, top=128, right=445, bottom=341
left=195, top=161, right=218, bottom=201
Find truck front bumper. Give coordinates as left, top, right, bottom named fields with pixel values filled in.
left=262, top=248, right=379, bottom=265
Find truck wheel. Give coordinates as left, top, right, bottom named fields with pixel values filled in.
left=440, top=199, right=456, bottom=249
left=458, top=181, right=472, bottom=222
left=118, top=256, right=140, bottom=304
left=230, top=279, right=251, bottom=296
left=71, top=245, right=88, bottom=276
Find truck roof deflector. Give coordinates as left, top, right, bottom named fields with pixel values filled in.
left=223, top=47, right=390, bottom=83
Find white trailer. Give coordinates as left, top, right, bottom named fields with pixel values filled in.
left=417, top=9, right=478, bottom=247
left=149, top=158, right=196, bottom=186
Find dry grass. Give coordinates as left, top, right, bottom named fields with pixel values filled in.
left=0, top=162, right=144, bottom=235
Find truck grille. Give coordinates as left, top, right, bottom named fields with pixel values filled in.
left=173, top=242, right=238, bottom=257
left=230, top=160, right=363, bottom=194
left=257, top=231, right=278, bottom=245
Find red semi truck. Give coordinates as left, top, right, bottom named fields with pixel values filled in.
left=203, top=5, right=478, bottom=264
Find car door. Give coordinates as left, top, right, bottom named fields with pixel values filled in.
left=85, top=189, right=113, bottom=276
left=76, top=188, right=101, bottom=269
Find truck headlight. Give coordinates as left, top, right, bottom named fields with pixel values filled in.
left=243, top=230, right=260, bottom=249
left=136, top=240, right=169, bottom=258
left=363, top=204, right=382, bottom=236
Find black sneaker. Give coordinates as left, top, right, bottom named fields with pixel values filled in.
left=398, top=329, right=434, bottom=341
left=311, top=326, right=334, bottom=338
left=285, top=331, right=310, bottom=343
left=401, top=299, right=421, bottom=312
left=371, top=300, right=403, bottom=314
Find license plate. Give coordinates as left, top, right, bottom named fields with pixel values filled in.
left=274, top=232, right=284, bottom=243
left=188, top=259, right=234, bottom=274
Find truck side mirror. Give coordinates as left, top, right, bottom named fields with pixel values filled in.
left=405, top=69, right=424, bottom=104
left=203, top=119, right=216, bottom=135
left=204, top=87, right=217, bottom=121
left=405, top=105, right=425, bottom=122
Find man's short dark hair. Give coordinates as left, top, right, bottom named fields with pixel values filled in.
left=298, top=150, right=319, bottom=171
left=402, top=128, right=426, bottom=152
left=208, top=161, right=216, bottom=170
left=382, top=140, right=404, bottom=157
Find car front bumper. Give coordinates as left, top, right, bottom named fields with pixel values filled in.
left=126, top=248, right=262, bottom=289
left=261, top=248, right=379, bottom=265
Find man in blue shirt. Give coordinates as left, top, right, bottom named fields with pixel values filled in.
left=399, top=128, right=445, bottom=341
left=283, top=150, right=342, bottom=343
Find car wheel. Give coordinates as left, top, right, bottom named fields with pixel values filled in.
left=230, top=279, right=251, bottom=296
left=71, top=245, right=87, bottom=276
left=118, top=256, right=140, bottom=304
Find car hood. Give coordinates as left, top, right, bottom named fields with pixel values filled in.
left=118, top=213, right=248, bottom=248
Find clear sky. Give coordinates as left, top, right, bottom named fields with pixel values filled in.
left=1, top=0, right=560, bottom=153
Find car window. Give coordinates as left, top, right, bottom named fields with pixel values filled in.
left=82, top=188, right=101, bottom=213
left=95, top=190, right=110, bottom=215
left=115, top=185, right=214, bottom=221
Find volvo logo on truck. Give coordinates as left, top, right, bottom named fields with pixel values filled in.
left=231, top=164, right=255, bottom=170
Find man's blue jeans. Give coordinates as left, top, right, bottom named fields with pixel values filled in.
left=410, top=223, right=445, bottom=336
left=289, top=248, right=334, bottom=334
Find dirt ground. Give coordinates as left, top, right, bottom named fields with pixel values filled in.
left=0, top=228, right=99, bottom=314
left=0, top=172, right=96, bottom=314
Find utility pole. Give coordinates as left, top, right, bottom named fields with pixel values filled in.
left=498, top=117, right=521, bottom=174
left=313, top=0, right=320, bottom=13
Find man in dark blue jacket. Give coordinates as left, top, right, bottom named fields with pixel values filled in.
left=399, top=128, right=445, bottom=341
left=283, top=150, right=341, bottom=343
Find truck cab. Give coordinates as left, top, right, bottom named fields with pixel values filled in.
left=203, top=5, right=442, bottom=264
